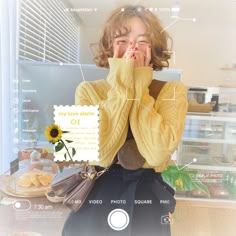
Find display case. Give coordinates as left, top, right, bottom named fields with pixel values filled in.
left=0, top=150, right=60, bottom=198
left=175, top=112, right=236, bottom=201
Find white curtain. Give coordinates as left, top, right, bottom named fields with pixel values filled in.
left=0, top=0, right=17, bottom=173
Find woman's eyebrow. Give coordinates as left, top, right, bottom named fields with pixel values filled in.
left=137, top=33, right=150, bottom=37
left=114, top=33, right=150, bottom=38
left=114, top=34, right=128, bottom=38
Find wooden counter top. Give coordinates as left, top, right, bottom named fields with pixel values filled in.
left=176, top=197, right=236, bottom=209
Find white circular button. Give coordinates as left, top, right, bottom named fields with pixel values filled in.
left=13, top=199, right=31, bottom=211
left=14, top=202, right=21, bottom=209
left=107, top=209, right=130, bottom=231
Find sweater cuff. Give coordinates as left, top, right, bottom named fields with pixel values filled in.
left=107, top=58, right=134, bottom=89
left=134, top=67, right=153, bottom=98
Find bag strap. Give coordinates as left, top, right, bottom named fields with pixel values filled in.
left=96, top=156, right=118, bottom=179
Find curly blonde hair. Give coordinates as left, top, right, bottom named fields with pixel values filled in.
left=93, top=5, right=172, bottom=71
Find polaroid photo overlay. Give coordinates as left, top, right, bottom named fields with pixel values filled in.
left=53, top=105, right=99, bottom=162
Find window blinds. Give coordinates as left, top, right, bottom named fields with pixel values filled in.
left=18, top=0, right=80, bottom=63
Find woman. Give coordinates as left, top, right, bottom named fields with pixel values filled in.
left=62, top=5, right=188, bottom=236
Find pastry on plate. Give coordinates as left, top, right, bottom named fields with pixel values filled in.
left=17, top=171, right=53, bottom=188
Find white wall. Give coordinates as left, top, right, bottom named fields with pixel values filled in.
left=0, top=0, right=3, bottom=174
left=78, top=0, right=236, bottom=87
left=0, top=0, right=17, bottom=173
left=168, top=1, right=236, bottom=87
left=79, top=26, right=99, bottom=65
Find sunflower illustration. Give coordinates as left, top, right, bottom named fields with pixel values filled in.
left=45, top=124, right=62, bottom=144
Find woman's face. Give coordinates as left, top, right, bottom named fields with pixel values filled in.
left=113, top=17, right=151, bottom=58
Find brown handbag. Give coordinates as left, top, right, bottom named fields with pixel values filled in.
left=50, top=161, right=115, bottom=212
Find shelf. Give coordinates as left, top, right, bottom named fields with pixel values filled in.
left=184, top=164, right=236, bottom=172
left=180, top=153, right=209, bottom=159
left=182, top=144, right=209, bottom=148
left=200, top=128, right=223, bottom=132
left=186, top=112, right=236, bottom=121
left=220, top=68, right=236, bottom=71
left=182, top=137, right=236, bottom=144
left=176, top=113, right=236, bottom=204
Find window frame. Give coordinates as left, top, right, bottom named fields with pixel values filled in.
left=0, top=0, right=17, bottom=174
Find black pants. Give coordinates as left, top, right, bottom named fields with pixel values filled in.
left=62, top=164, right=176, bottom=236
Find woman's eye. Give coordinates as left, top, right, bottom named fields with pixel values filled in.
left=118, top=40, right=127, bottom=44
left=137, top=41, right=149, bottom=45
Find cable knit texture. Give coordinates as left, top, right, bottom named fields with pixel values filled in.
left=75, top=58, right=188, bottom=172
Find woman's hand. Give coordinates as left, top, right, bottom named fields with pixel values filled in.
left=113, top=41, right=135, bottom=59
left=113, top=41, right=152, bottom=68
left=133, top=45, right=152, bottom=68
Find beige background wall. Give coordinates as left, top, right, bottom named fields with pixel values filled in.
left=167, top=1, right=236, bottom=87
left=74, top=0, right=236, bottom=87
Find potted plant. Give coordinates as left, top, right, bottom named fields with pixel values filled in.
left=161, top=165, right=209, bottom=196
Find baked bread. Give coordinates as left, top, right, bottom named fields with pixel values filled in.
left=18, top=174, right=32, bottom=188
left=38, top=173, right=52, bottom=186
left=17, top=171, right=52, bottom=188
left=188, top=99, right=216, bottom=112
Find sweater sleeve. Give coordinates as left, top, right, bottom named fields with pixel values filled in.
left=129, top=67, right=188, bottom=167
left=75, top=58, right=134, bottom=166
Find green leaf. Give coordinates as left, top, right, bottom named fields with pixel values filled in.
left=162, top=167, right=180, bottom=188
left=162, top=165, right=180, bottom=180
left=55, top=142, right=64, bottom=152
left=161, top=165, right=209, bottom=193
left=191, top=180, right=210, bottom=195
left=65, top=140, right=73, bottom=143
left=180, top=172, right=195, bottom=191
left=180, top=171, right=209, bottom=195
left=72, top=148, right=76, bottom=157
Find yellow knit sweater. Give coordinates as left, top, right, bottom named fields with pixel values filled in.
left=75, top=58, right=188, bottom=172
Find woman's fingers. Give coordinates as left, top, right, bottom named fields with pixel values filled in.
left=113, top=42, right=152, bottom=67
left=134, top=50, right=143, bottom=67
left=145, top=44, right=152, bottom=66
left=113, top=42, right=120, bottom=58
left=123, top=41, right=135, bottom=59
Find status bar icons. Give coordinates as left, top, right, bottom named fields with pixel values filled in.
left=120, top=7, right=181, bottom=13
